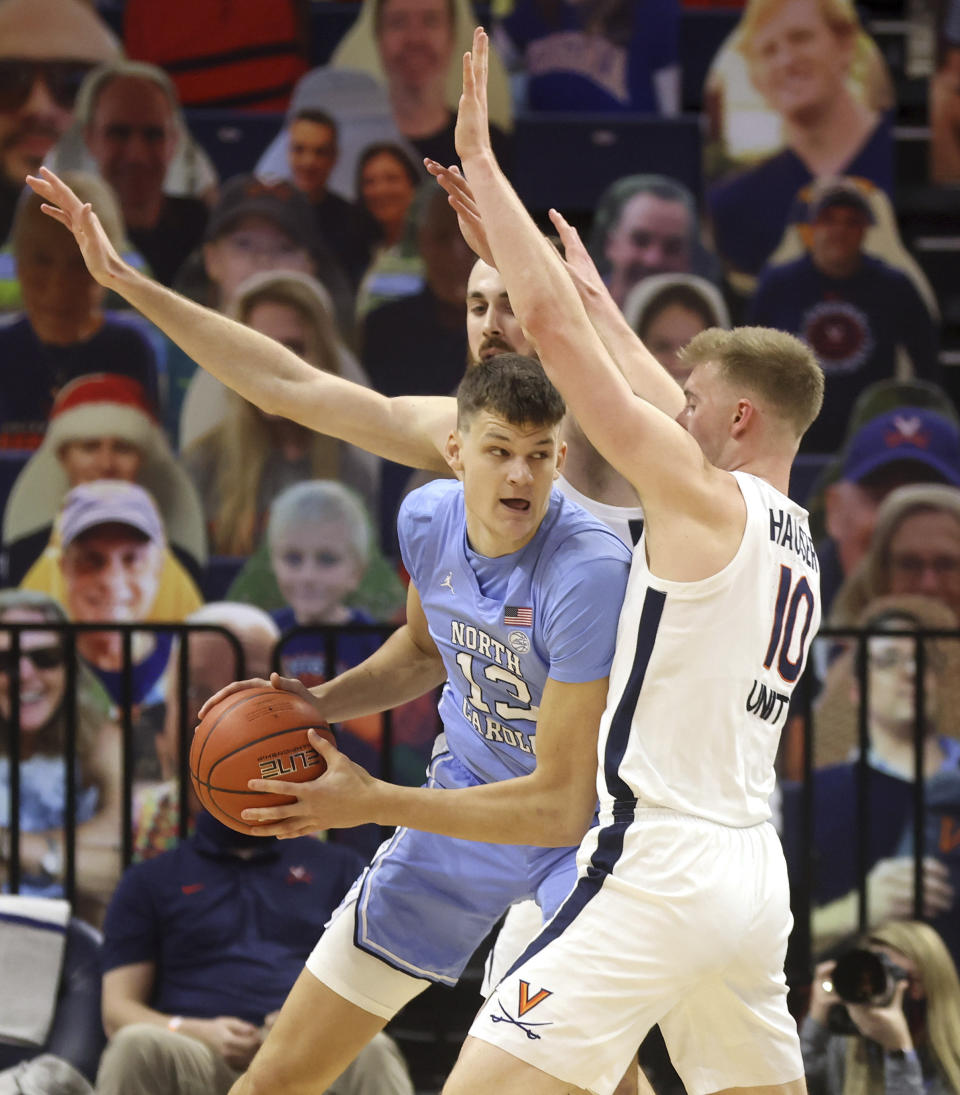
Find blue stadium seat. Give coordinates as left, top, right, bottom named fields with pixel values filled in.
left=307, top=3, right=362, bottom=66
left=511, top=113, right=702, bottom=213
left=680, top=8, right=740, bottom=112
left=183, top=110, right=285, bottom=181
left=201, top=555, right=247, bottom=602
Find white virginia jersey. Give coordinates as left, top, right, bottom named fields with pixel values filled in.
left=556, top=475, right=645, bottom=548
left=598, top=471, right=821, bottom=827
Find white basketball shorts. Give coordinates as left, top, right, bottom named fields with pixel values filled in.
left=471, top=808, right=804, bottom=1095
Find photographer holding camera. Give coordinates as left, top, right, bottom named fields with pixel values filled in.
left=802, top=921, right=960, bottom=1093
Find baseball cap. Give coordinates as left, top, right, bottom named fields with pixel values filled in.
left=841, top=408, right=960, bottom=486
left=60, top=480, right=165, bottom=547
left=808, top=178, right=874, bottom=224
left=205, top=174, right=316, bottom=248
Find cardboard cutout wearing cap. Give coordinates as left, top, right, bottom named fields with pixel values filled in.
left=3, top=374, right=207, bottom=568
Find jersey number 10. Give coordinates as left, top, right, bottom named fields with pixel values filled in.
left=763, top=564, right=816, bottom=684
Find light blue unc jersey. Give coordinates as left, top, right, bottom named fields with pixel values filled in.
left=399, top=479, right=632, bottom=785
left=597, top=471, right=821, bottom=827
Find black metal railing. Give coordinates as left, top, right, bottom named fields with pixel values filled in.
left=788, top=623, right=960, bottom=981
left=2, top=621, right=244, bottom=902
left=4, top=618, right=956, bottom=991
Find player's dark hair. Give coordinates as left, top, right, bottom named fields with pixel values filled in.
left=456, top=355, right=565, bottom=430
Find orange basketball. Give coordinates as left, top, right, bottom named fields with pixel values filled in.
left=190, top=686, right=334, bottom=835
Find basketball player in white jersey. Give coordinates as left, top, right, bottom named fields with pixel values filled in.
left=426, top=30, right=825, bottom=1095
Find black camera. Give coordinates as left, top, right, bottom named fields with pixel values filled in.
left=825, top=948, right=909, bottom=1034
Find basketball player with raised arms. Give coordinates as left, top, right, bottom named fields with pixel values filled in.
left=22, top=166, right=661, bottom=1095
left=417, top=29, right=825, bottom=1095
left=22, top=172, right=675, bottom=556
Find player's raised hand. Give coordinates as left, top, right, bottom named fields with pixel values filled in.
left=455, top=27, right=492, bottom=166
left=548, top=207, right=608, bottom=303
left=424, top=158, right=495, bottom=267
left=197, top=672, right=319, bottom=721
left=25, top=167, right=126, bottom=287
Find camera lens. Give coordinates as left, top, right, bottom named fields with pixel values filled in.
left=831, top=949, right=892, bottom=1005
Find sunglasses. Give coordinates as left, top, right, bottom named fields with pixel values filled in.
left=0, top=646, right=65, bottom=674
left=0, top=59, right=94, bottom=112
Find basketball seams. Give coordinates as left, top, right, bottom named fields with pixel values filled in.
left=190, top=686, right=277, bottom=777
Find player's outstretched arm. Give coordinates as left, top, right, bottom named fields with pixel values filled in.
left=25, top=168, right=453, bottom=471
left=452, top=32, right=711, bottom=513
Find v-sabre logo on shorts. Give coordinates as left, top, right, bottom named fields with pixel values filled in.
left=490, top=980, right=554, bottom=1040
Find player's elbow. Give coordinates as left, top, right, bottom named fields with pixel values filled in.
left=535, top=797, right=594, bottom=847
left=521, top=294, right=564, bottom=341
left=556, top=805, right=595, bottom=846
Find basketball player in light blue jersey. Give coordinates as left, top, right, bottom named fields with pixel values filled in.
left=209, top=354, right=630, bottom=1094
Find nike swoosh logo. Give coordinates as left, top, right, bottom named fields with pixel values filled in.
left=181, top=883, right=204, bottom=895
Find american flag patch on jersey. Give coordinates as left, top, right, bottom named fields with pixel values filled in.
left=504, top=605, right=533, bottom=628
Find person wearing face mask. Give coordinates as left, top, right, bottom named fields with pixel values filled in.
left=0, top=589, right=122, bottom=923
left=803, top=920, right=960, bottom=1093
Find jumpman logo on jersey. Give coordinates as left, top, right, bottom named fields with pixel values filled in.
left=440, top=571, right=455, bottom=593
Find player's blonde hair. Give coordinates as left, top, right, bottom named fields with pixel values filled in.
left=679, top=326, right=824, bottom=439
left=843, top=921, right=960, bottom=1095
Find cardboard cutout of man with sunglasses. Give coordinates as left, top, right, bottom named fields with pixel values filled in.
left=0, top=0, right=118, bottom=243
